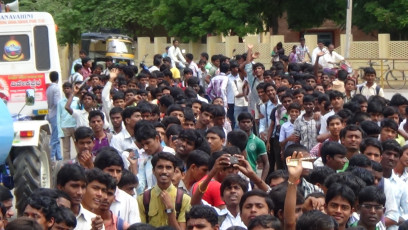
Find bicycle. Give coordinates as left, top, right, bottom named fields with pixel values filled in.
left=358, top=60, right=406, bottom=89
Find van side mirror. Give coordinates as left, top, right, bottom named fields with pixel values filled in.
left=25, top=89, right=35, bottom=106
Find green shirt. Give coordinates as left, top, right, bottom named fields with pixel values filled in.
left=246, top=133, right=267, bottom=171
left=337, top=161, right=349, bottom=173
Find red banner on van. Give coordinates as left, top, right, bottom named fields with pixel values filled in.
left=0, top=73, right=46, bottom=102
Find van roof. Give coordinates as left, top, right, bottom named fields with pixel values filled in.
left=81, top=32, right=133, bottom=41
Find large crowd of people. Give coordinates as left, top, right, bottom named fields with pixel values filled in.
left=3, top=37, right=408, bottom=230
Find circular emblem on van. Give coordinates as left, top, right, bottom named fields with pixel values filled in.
left=3, top=38, right=24, bottom=61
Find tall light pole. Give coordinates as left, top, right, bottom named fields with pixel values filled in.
left=345, top=0, right=352, bottom=58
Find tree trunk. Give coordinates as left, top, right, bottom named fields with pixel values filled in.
left=68, top=43, right=73, bottom=77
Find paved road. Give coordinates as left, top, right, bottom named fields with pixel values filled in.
left=384, top=89, right=408, bottom=100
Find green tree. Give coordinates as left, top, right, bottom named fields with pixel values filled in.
left=353, top=0, right=408, bottom=39
left=152, top=0, right=265, bottom=41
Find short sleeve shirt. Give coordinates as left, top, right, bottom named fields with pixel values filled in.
left=137, top=184, right=191, bottom=227
left=246, top=133, right=267, bottom=171
left=191, top=175, right=225, bottom=207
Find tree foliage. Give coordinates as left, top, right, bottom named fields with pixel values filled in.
left=10, top=0, right=408, bottom=42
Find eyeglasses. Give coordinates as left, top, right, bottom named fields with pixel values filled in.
left=360, top=204, right=384, bottom=211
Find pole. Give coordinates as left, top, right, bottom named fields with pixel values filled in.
left=345, top=0, right=352, bottom=58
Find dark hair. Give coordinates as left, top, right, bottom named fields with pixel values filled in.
left=74, top=126, right=94, bottom=141
left=186, top=205, right=218, bottom=226
left=152, top=152, right=177, bottom=169
left=112, top=91, right=125, bottom=101
left=309, top=166, right=336, bottom=185
left=57, top=164, right=86, bottom=186
left=287, top=102, right=301, bottom=112
left=127, top=223, right=156, bottom=230
left=382, top=139, right=402, bottom=157
left=94, top=147, right=124, bottom=170
left=206, top=126, right=225, bottom=139
left=238, top=112, right=253, bottom=122
left=49, top=71, right=59, bottom=82
left=227, top=130, right=249, bottom=152
left=220, top=174, right=248, bottom=196
left=109, top=106, right=124, bottom=117
left=265, top=169, right=288, bottom=186
left=328, top=90, right=343, bottom=101
left=54, top=206, right=77, bottom=227
left=324, top=172, right=366, bottom=198
left=269, top=182, right=304, bottom=215
left=327, top=115, right=342, bottom=126
left=212, top=105, right=225, bottom=117
left=165, top=124, right=183, bottom=139
left=296, top=210, right=338, bottom=230
left=371, top=160, right=383, bottom=172
left=5, top=217, right=43, bottom=230
left=166, top=104, right=184, bottom=116
left=121, top=106, right=141, bottom=126
left=367, top=101, right=383, bottom=114
left=159, top=95, right=175, bottom=108
left=383, top=106, right=399, bottom=118
left=359, top=120, right=380, bottom=136
left=178, top=129, right=210, bottom=154
left=174, top=156, right=186, bottom=172
left=135, top=123, right=158, bottom=142
left=349, top=154, right=371, bottom=168
left=390, top=93, right=408, bottom=107
left=248, top=215, right=281, bottom=230
left=321, top=141, right=347, bottom=164
left=88, top=110, right=105, bottom=122
left=74, top=64, right=83, bottom=72
left=283, top=144, right=308, bottom=163
left=162, top=116, right=181, bottom=128
left=118, top=169, right=138, bottom=188
left=25, top=195, right=58, bottom=221
left=381, top=118, right=398, bottom=132
left=201, top=52, right=209, bottom=61
left=85, top=168, right=112, bottom=188
left=303, top=94, right=314, bottom=104
left=239, top=190, right=274, bottom=213
left=186, top=150, right=210, bottom=169
left=359, top=185, right=386, bottom=206
left=339, top=124, right=365, bottom=139
left=0, top=185, right=13, bottom=202
left=347, top=167, right=374, bottom=186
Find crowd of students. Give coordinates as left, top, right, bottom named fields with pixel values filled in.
left=5, top=39, right=408, bottom=230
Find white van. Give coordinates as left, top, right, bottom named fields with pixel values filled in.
left=0, top=12, right=61, bottom=115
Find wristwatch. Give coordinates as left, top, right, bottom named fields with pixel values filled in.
left=166, top=208, right=174, bottom=214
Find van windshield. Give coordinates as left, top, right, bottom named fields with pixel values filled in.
left=107, top=40, right=132, bottom=54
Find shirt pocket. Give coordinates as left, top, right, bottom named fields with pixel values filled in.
left=148, top=207, right=159, bottom=219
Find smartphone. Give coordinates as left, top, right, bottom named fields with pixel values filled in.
left=230, top=155, right=239, bottom=165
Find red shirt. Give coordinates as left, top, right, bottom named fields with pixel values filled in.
left=192, top=175, right=225, bottom=207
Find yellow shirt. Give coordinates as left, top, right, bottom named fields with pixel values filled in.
left=397, top=134, right=405, bottom=147
left=171, top=67, right=181, bottom=79
left=137, top=184, right=191, bottom=227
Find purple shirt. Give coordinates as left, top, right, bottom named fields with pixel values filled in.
left=92, top=133, right=110, bottom=155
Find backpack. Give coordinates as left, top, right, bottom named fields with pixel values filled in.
left=359, top=85, right=380, bottom=95
left=143, top=188, right=184, bottom=222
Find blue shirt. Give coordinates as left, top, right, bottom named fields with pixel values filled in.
left=57, top=97, right=79, bottom=138
left=46, top=82, right=61, bottom=118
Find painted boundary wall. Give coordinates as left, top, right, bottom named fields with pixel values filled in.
left=59, top=33, right=408, bottom=80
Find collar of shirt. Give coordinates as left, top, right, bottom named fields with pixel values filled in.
left=363, top=82, right=378, bottom=89
left=77, top=204, right=96, bottom=223
left=153, top=184, right=176, bottom=197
